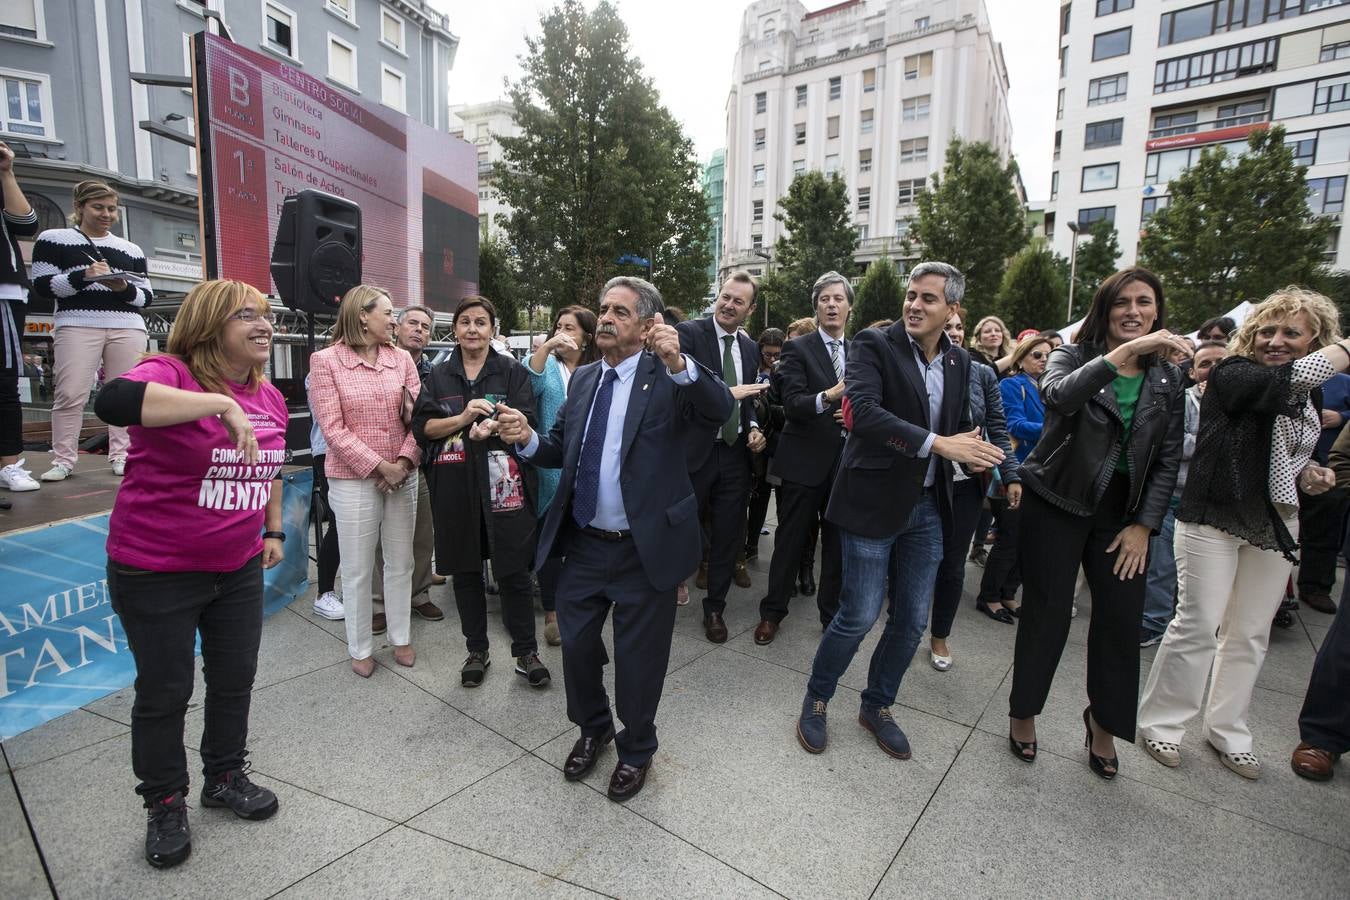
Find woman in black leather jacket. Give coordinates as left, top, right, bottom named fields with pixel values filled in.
left=1007, top=267, right=1190, bottom=778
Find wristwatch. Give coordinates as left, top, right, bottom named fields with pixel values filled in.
left=262, top=531, right=286, bottom=542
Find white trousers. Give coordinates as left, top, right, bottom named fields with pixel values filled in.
left=1137, top=517, right=1297, bottom=754
left=328, top=474, right=418, bottom=660
left=51, top=326, right=145, bottom=468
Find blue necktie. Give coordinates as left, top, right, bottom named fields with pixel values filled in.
left=572, top=368, right=618, bottom=528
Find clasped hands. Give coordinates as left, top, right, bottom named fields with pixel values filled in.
left=375, top=458, right=414, bottom=494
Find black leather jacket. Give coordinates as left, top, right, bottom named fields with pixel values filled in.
left=1018, top=343, right=1185, bottom=532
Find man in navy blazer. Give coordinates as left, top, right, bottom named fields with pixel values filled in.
left=794, top=262, right=1005, bottom=760
left=677, top=272, right=768, bottom=643
left=496, top=276, right=732, bottom=802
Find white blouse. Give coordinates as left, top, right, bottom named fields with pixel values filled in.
left=1270, top=353, right=1336, bottom=506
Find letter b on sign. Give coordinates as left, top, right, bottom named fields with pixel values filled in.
left=228, top=68, right=250, bottom=105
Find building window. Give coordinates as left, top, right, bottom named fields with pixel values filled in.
left=1322, top=41, right=1350, bottom=63
left=1060, top=5, right=1071, bottom=36
left=1308, top=176, right=1347, bottom=215
left=1146, top=147, right=1199, bottom=185
left=1050, top=171, right=1059, bottom=200
left=1215, top=99, right=1266, bottom=126
left=380, top=64, right=404, bottom=112
left=1154, top=37, right=1278, bottom=94
left=326, top=0, right=354, bottom=23
left=1152, top=110, right=1198, bottom=137
left=1, top=69, right=51, bottom=138
left=859, top=148, right=872, bottom=172
left=856, top=224, right=870, bottom=241
left=794, top=122, right=806, bottom=146
left=1159, top=0, right=1350, bottom=48
left=264, top=2, right=298, bottom=59
left=1057, top=88, right=1065, bottom=120
left=902, top=95, right=930, bottom=121
left=900, top=137, right=928, bottom=163
left=795, top=84, right=807, bottom=108
left=1096, top=0, right=1133, bottom=15
left=1286, top=132, right=1317, bottom=166
left=1054, top=130, right=1062, bottom=160
left=763, top=18, right=776, bottom=39
left=758, top=59, right=774, bottom=72
left=860, top=109, right=873, bottom=134
left=0, top=0, right=45, bottom=41
left=1092, top=27, right=1131, bottom=61
left=1077, top=206, right=1116, bottom=225
left=754, top=92, right=766, bottom=114
left=915, top=16, right=930, bottom=30
left=1060, top=46, right=1068, bottom=78
left=1084, top=118, right=1124, bottom=148
left=1087, top=72, right=1128, bottom=105
left=328, top=35, right=357, bottom=88
left=904, top=52, right=933, bottom=80
left=858, top=187, right=871, bottom=212
left=380, top=7, right=405, bottom=53
left=752, top=199, right=764, bottom=223
left=863, top=68, right=876, bottom=93
left=1141, top=195, right=1170, bottom=223
left=829, top=76, right=841, bottom=101
left=753, top=164, right=765, bottom=186
left=1324, top=227, right=1341, bottom=265
left=752, top=232, right=763, bottom=251
left=754, top=128, right=766, bottom=152
left=824, top=153, right=840, bottom=175
left=1082, top=162, right=1120, bottom=192
left=792, top=158, right=805, bottom=175
left=895, top=218, right=912, bottom=239
left=897, top=178, right=926, bottom=205
left=827, top=115, right=840, bottom=139
left=1314, top=80, right=1350, bottom=115
left=1315, top=126, right=1350, bottom=166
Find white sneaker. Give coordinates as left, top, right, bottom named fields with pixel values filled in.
left=313, top=591, right=345, bottom=620
left=40, top=463, right=72, bottom=482
left=0, top=459, right=40, bottom=491
left=111, top=459, right=126, bottom=476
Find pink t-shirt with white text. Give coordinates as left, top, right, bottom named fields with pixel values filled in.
left=106, top=356, right=289, bottom=572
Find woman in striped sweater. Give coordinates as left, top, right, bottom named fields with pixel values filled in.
left=30, top=180, right=153, bottom=480
left=0, top=142, right=42, bottom=504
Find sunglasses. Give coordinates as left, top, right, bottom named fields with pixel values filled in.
left=1029, top=351, right=1047, bottom=361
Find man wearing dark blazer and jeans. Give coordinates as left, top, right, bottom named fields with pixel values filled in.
left=496, top=276, right=732, bottom=801
left=755, top=271, right=854, bottom=644
left=795, top=262, right=1005, bottom=759
left=677, top=272, right=768, bottom=643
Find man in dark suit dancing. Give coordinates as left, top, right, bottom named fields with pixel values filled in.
left=677, top=272, right=769, bottom=643
left=795, top=262, right=1004, bottom=759
left=496, top=276, right=732, bottom=801
left=755, top=271, right=854, bottom=645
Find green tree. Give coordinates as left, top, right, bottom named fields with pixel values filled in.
left=1138, top=126, right=1333, bottom=330
left=770, top=170, right=857, bottom=328
left=907, top=138, right=1028, bottom=322
left=1071, top=218, right=1121, bottom=317
left=750, top=269, right=797, bottom=334
left=477, top=235, right=523, bottom=333
left=850, top=258, right=903, bottom=335
left=493, top=0, right=711, bottom=319
left=997, top=239, right=1068, bottom=333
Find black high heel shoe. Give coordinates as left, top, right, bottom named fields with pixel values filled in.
left=1082, top=707, right=1118, bottom=780
left=1008, top=734, right=1037, bottom=763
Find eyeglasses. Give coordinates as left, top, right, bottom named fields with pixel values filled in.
left=1029, top=351, right=1047, bottom=361
left=230, top=308, right=275, bottom=325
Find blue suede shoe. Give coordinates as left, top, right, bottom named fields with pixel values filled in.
left=796, top=694, right=828, bottom=753
left=859, top=705, right=912, bottom=759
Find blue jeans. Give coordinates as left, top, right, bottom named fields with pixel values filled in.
left=807, top=491, right=943, bottom=709
left=1142, top=503, right=1178, bottom=636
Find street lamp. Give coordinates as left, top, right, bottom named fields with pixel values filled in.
left=1066, top=220, right=1082, bottom=323
left=753, top=249, right=773, bottom=328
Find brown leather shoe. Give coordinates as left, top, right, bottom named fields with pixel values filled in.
left=695, top=561, right=708, bottom=590
left=704, top=612, right=728, bottom=644
left=411, top=600, right=445, bottom=621
left=753, top=619, right=778, bottom=645
left=1291, top=742, right=1338, bottom=781
left=733, top=562, right=752, bottom=589
left=371, top=612, right=387, bottom=635
left=606, top=759, right=651, bottom=801
left=563, top=726, right=615, bottom=781
left=1301, top=592, right=1337, bottom=615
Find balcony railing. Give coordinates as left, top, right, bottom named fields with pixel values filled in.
left=1149, top=109, right=1270, bottom=140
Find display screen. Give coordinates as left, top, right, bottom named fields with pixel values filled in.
left=193, top=31, right=478, bottom=311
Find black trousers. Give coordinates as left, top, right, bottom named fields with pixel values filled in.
left=929, top=477, right=987, bottom=639
left=108, top=555, right=263, bottom=804
left=1297, top=542, right=1350, bottom=754
left=691, top=441, right=752, bottom=615
left=0, top=375, right=20, bottom=457
left=1296, top=487, right=1347, bottom=596
left=312, top=455, right=341, bottom=595
left=977, top=498, right=1022, bottom=605
left=745, top=469, right=774, bottom=555
left=556, top=529, right=677, bottom=766
left=537, top=555, right=561, bottom=613
left=760, top=477, right=841, bottom=625
left=1009, top=475, right=1144, bottom=740
left=453, top=569, right=537, bottom=657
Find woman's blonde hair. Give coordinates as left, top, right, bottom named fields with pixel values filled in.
left=786, top=317, right=816, bottom=339
left=69, top=180, right=119, bottom=225
left=165, top=280, right=270, bottom=396
left=331, top=284, right=392, bottom=348
left=1229, top=287, right=1342, bottom=360
left=969, top=315, right=1012, bottom=358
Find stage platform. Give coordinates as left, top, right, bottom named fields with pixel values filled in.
left=0, top=453, right=125, bottom=537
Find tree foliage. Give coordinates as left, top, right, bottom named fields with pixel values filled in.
left=1071, top=218, right=1121, bottom=318
left=493, top=0, right=711, bottom=320
left=908, top=138, right=1028, bottom=322
left=750, top=270, right=798, bottom=334
left=769, top=170, right=857, bottom=329
left=997, top=239, right=1068, bottom=334
left=1137, top=126, right=1333, bottom=330
left=477, top=235, right=522, bottom=333
left=851, top=258, right=903, bottom=335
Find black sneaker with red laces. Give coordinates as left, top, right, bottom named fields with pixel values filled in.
left=144, top=791, right=191, bottom=869
left=200, top=765, right=279, bottom=821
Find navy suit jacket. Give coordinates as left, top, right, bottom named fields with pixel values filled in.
left=677, top=317, right=759, bottom=471
left=825, top=322, right=973, bottom=539
left=769, top=330, right=850, bottom=488
left=529, top=350, right=733, bottom=591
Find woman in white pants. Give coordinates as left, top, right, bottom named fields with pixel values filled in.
left=1138, top=288, right=1349, bottom=778
left=309, top=285, right=422, bottom=677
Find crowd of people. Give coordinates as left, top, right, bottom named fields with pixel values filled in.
left=3, top=161, right=1348, bottom=872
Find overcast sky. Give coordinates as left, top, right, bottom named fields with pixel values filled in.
left=429, top=0, right=1059, bottom=202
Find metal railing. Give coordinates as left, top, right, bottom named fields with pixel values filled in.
left=1149, top=109, right=1270, bottom=140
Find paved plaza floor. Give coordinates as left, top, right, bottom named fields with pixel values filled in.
left=4, top=505, right=1349, bottom=898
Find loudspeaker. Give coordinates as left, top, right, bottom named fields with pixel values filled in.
left=270, top=189, right=361, bottom=313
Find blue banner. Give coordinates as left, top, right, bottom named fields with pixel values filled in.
left=0, top=470, right=311, bottom=740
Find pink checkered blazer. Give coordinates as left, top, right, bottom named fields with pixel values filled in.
left=309, top=342, right=421, bottom=479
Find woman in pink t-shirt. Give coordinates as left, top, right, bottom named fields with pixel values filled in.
left=95, top=280, right=287, bottom=869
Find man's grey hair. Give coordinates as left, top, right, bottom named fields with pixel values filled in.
left=811, top=270, right=854, bottom=306
left=600, top=276, right=663, bottom=319
left=907, top=262, right=965, bottom=305
left=397, top=304, right=434, bottom=323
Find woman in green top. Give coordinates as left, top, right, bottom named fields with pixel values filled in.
left=1006, top=268, right=1191, bottom=779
